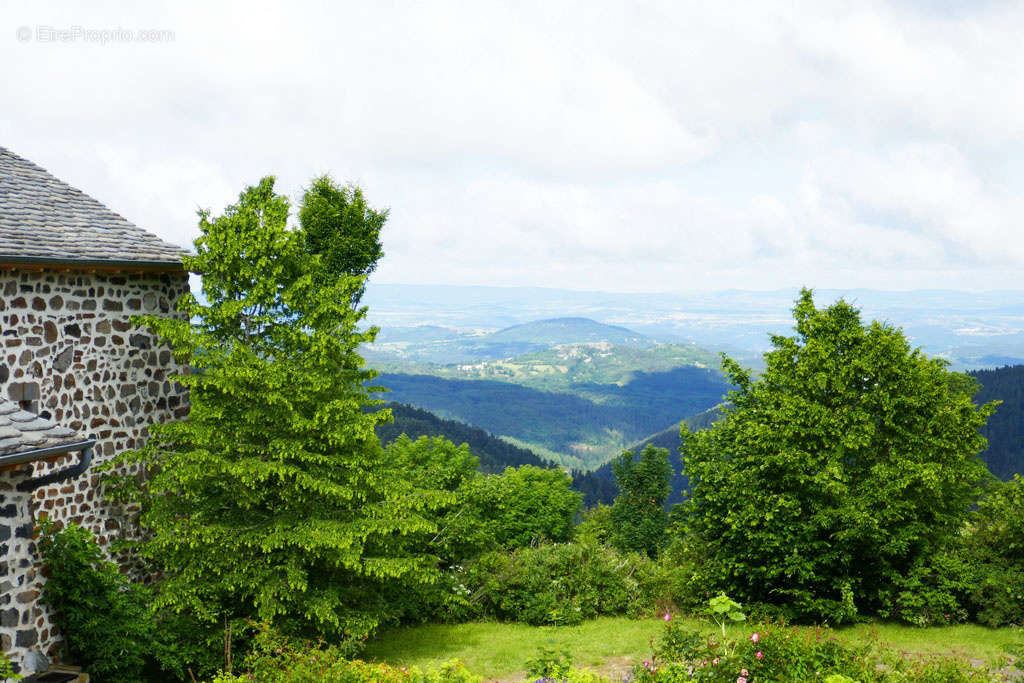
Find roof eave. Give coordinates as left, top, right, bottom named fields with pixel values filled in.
left=0, top=255, right=191, bottom=274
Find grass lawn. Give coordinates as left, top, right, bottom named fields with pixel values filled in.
left=363, top=616, right=1023, bottom=680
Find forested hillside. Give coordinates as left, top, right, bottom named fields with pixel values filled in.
left=971, top=364, right=1024, bottom=480
left=375, top=402, right=549, bottom=473
left=572, top=405, right=725, bottom=506
left=376, top=367, right=730, bottom=469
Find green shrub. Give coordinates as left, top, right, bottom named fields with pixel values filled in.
left=881, top=549, right=974, bottom=626
left=37, top=521, right=158, bottom=683
left=463, top=541, right=662, bottom=625
left=638, top=613, right=1000, bottom=682
left=971, top=564, right=1024, bottom=628
left=525, top=646, right=574, bottom=679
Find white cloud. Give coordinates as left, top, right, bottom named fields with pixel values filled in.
left=2, top=0, right=1023, bottom=291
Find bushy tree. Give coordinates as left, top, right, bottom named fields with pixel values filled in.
left=964, top=475, right=1024, bottom=626
left=298, top=175, right=386, bottom=306
left=681, top=289, right=995, bottom=622
left=610, top=445, right=672, bottom=557
left=450, top=465, right=582, bottom=552
left=109, top=178, right=448, bottom=664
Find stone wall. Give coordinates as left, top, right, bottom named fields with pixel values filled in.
left=0, top=469, right=51, bottom=676
left=0, top=267, right=190, bottom=667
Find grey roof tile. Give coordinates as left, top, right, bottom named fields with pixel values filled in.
left=0, top=147, right=187, bottom=266
left=0, top=399, right=86, bottom=457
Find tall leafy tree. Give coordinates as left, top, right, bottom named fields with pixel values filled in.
left=610, top=444, right=673, bottom=557
left=110, top=178, right=447, bottom=664
left=681, top=289, right=995, bottom=622
left=298, top=175, right=386, bottom=305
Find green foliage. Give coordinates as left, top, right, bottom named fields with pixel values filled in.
left=524, top=646, right=574, bottom=679
left=298, top=175, right=386, bottom=306
left=639, top=618, right=1001, bottom=682
left=36, top=521, right=158, bottom=682
left=574, top=504, right=615, bottom=545
left=681, top=289, right=995, bottom=623
left=452, top=465, right=582, bottom=551
left=0, top=650, right=22, bottom=681
left=965, top=475, right=1024, bottom=627
left=706, top=594, right=746, bottom=641
left=610, top=445, right=672, bottom=557
left=653, top=617, right=705, bottom=662
left=463, top=541, right=664, bottom=625
left=106, top=177, right=449, bottom=666
left=880, top=547, right=974, bottom=626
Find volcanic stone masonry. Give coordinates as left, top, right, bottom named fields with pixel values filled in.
left=0, top=267, right=190, bottom=555
left=1, top=479, right=49, bottom=671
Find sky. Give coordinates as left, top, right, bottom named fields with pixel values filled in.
left=2, top=1, right=1023, bottom=293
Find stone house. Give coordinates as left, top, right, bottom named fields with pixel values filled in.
left=0, top=146, right=190, bottom=676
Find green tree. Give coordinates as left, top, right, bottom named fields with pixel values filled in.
left=610, top=445, right=672, bottom=557
left=108, top=177, right=447, bottom=666
left=681, top=288, right=995, bottom=622
left=450, top=465, right=582, bottom=552
left=964, top=475, right=1024, bottom=626
left=298, top=175, right=386, bottom=305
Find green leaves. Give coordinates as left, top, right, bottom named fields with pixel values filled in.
left=610, top=444, right=673, bottom=557
left=681, top=288, right=995, bottom=623
left=298, top=175, right=387, bottom=306
left=106, top=177, right=445, bottom=666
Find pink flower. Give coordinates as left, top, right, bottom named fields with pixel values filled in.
left=755, top=651, right=763, bottom=660
left=750, top=632, right=760, bottom=643
left=741, top=669, right=749, bottom=676
left=663, top=611, right=672, bottom=622
left=737, top=678, right=748, bottom=683
left=712, top=657, right=720, bottom=665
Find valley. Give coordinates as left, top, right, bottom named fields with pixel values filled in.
left=367, top=317, right=731, bottom=470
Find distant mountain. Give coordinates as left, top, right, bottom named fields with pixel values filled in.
left=488, top=317, right=651, bottom=347
left=375, top=368, right=731, bottom=470
left=363, top=283, right=1024, bottom=369
left=375, top=402, right=549, bottom=473
left=373, top=325, right=473, bottom=344
left=431, top=342, right=722, bottom=395
left=970, top=364, right=1024, bottom=480
left=364, top=317, right=663, bottom=366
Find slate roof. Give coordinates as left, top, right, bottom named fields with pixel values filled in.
left=0, top=146, right=186, bottom=268
left=0, top=399, right=85, bottom=459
